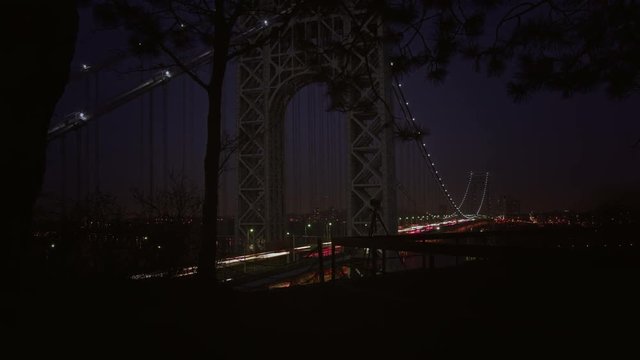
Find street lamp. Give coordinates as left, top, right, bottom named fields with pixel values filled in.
left=243, top=228, right=254, bottom=273
left=286, top=231, right=295, bottom=263
left=248, top=228, right=254, bottom=252
left=304, top=223, right=311, bottom=237
left=325, top=222, right=333, bottom=241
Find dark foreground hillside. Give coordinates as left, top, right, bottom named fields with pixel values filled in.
left=7, top=251, right=640, bottom=359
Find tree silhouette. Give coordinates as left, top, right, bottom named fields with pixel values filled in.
left=386, top=1, right=639, bottom=100
left=132, top=172, right=202, bottom=222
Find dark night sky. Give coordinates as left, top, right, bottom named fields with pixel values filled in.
left=40, top=7, right=640, bottom=217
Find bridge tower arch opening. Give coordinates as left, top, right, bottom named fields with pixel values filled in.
left=282, top=83, right=348, bottom=241
left=236, top=4, right=397, bottom=251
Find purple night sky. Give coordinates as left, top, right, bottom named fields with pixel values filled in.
left=40, top=7, right=640, bottom=217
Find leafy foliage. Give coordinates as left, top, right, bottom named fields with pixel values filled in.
left=395, top=123, right=430, bottom=142
left=387, top=0, right=640, bottom=100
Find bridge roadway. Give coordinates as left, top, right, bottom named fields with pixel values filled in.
left=133, top=220, right=637, bottom=289
left=334, top=225, right=638, bottom=258
left=131, top=238, right=339, bottom=283
left=129, top=219, right=498, bottom=283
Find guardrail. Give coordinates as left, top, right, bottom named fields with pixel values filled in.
left=330, top=226, right=638, bottom=281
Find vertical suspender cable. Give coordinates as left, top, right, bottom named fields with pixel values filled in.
left=306, top=88, right=312, bottom=214
left=312, top=86, right=318, bottom=214
left=340, top=110, right=345, bottom=213
left=301, top=90, right=307, bottom=214
left=189, top=80, right=195, bottom=179
left=411, top=140, right=416, bottom=215
left=336, top=110, right=340, bottom=212
left=403, top=143, right=408, bottom=216
left=399, top=142, right=405, bottom=214
left=292, top=93, right=297, bottom=214
left=84, top=119, right=90, bottom=196
left=330, top=99, right=337, bottom=211
left=83, top=75, right=91, bottom=194
left=427, top=152, right=432, bottom=215
left=163, top=83, right=169, bottom=192
left=297, top=93, right=302, bottom=215
left=181, top=77, right=187, bottom=175
left=294, top=93, right=300, bottom=214
left=324, top=92, right=329, bottom=211
left=324, top=87, right=331, bottom=212
left=423, top=149, right=427, bottom=214
left=149, top=88, right=154, bottom=199
left=320, top=87, right=326, bottom=212
left=288, top=95, right=293, bottom=214
left=219, top=78, right=225, bottom=216
left=316, top=86, right=321, bottom=212
left=323, top=86, right=328, bottom=211
left=139, top=60, right=145, bottom=195
left=318, top=85, right=324, bottom=211
left=414, top=133, right=421, bottom=214
left=76, top=130, right=82, bottom=203
left=308, top=89, right=313, bottom=214
left=316, top=86, right=322, bottom=211
left=287, top=95, right=291, bottom=214
left=311, top=86, right=318, bottom=214
left=94, top=71, right=100, bottom=192
left=287, top=95, right=292, bottom=213
left=408, top=143, right=412, bottom=215
left=61, top=137, right=67, bottom=217
left=330, top=96, right=334, bottom=213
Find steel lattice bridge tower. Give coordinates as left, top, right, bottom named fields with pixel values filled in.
left=237, top=2, right=397, bottom=250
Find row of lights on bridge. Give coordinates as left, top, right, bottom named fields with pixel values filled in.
left=390, top=60, right=466, bottom=217
left=247, top=222, right=334, bottom=235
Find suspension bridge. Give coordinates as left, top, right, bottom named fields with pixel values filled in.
left=42, top=3, right=493, bottom=279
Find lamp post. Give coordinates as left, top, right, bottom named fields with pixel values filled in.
left=325, top=222, right=333, bottom=242
left=248, top=228, right=254, bottom=252
left=245, top=228, right=254, bottom=272
left=286, top=231, right=294, bottom=263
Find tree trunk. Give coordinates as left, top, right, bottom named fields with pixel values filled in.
left=3, top=2, right=78, bottom=288
left=197, top=10, right=231, bottom=280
